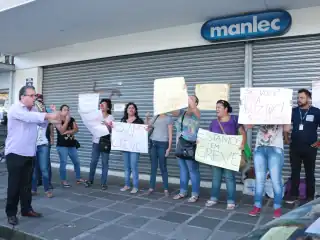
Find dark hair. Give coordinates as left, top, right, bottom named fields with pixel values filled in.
left=192, top=95, right=199, bottom=106
left=60, top=104, right=69, bottom=111
left=216, top=100, right=233, bottom=113
left=298, top=88, right=312, bottom=99
left=100, top=98, right=112, bottom=114
left=19, top=86, right=35, bottom=100
left=123, top=102, right=139, bottom=120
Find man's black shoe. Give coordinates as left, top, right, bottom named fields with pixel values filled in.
left=7, top=216, right=18, bottom=225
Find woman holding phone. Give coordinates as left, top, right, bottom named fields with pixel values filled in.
left=55, top=104, right=84, bottom=187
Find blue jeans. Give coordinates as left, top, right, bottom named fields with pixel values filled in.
left=89, top=143, right=110, bottom=185
left=48, top=144, right=52, bottom=184
left=56, top=146, right=81, bottom=181
left=178, top=158, right=200, bottom=197
left=123, top=151, right=140, bottom=189
left=149, top=140, right=169, bottom=190
left=254, top=146, right=284, bottom=209
left=32, top=145, right=50, bottom=192
left=211, top=166, right=236, bottom=204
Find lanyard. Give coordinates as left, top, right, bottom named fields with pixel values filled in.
left=299, top=108, right=310, bottom=123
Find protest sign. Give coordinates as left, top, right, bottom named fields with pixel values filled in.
left=153, top=77, right=188, bottom=115
left=79, top=110, right=109, bottom=138
left=238, top=87, right=292, bottom=124
left=195, top=128, right=242, bottom=171
left=195, top=84, right=230, bottom=110
left=78, top=93, right=100, bottom=112
left=312, top=80, right=320, bottom=109
left=111, top=122, right=148, bottom=153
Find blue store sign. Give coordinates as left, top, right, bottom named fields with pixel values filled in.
left=201, top=10, right=292, bottom=42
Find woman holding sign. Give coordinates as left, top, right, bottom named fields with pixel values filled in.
left=247, top=124, right=290, bottom=218
left=119, top=102, right=144, bottom=194
left=205, top=100, right=247, bottom=210
left=172, top=95, right=201, bottom=203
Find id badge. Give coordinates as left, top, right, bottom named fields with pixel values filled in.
left=299, top=124, right=304, bottom=130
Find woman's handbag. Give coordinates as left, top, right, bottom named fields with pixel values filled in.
left=99, top=135, right=111, bottom=153
left=217, top=119, right=247, bottom=171
left=75, top=140, right=81, bottom=149
left=175, top=112, right=197, bottom=160
left=148, top=115, right=159, bottom=150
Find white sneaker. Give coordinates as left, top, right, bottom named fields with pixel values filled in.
left=130, top=188, right=139, bottom=194
left=120, top=186, right=130, bottom=192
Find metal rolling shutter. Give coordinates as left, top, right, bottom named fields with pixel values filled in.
left=252, top=34, right=320, bottom=185
left=43, top=43, right=245, bottom=182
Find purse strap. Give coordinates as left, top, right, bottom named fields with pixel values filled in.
left=217, top=119, right=226, bottom=135
left=149, top=115, right=160, bottom=137
left=180, top=111, right=187, bottom=132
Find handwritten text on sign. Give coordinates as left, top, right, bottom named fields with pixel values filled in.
left=238, top=88, right=292, bottom=124
left=195, top=128, right=242, bottom=171
left=111, top=122, right=148, bottom=153
left=153, top=77, right=188, bottom=115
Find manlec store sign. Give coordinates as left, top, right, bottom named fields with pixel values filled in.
left=201, top=10, right=292, bottom=42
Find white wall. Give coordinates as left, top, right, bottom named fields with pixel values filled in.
left=14, top=6, right=320, bottom=70
left=13, top=67, right=42, bottom=103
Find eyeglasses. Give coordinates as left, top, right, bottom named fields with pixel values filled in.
left=24, top=94, right=36, bottom=98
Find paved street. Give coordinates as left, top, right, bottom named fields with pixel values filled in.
left=0, top=163, right=296, bottom=240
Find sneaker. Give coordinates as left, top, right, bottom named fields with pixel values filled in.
left=130, top=188, right=139, bottom=194
left=249, top=206, right=261, bottom=217
left=101, top=184, right=108, bottom=190
left=187, top=196, right=199, bottom=203
left=205, top=200, right=218, bottom=207
left=284, top=196, right=298, bottom=204
left=273, top=208, right=281, bottom=218
left=120, top=186, right=130, bottom=192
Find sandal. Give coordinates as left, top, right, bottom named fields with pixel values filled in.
left=45, top=191, right=53, bottom=198
left=173, top=193, right=186, bottom=200
left=188, top=196, right=199, bottom=203
left=205, top=200, right=218, bottom=207
left=76, top=179, right=85, bottom=184
left=227, top=203, right=236, bottom=210
left=61, top=182, right=71, bottom=188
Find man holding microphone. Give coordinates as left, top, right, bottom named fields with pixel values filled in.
left=5, top=86, right=61, bottom=225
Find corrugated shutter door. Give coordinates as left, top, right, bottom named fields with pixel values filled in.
left=252, top=34, right=320, bottom=185
left=43, top=43, right=245, bottom=182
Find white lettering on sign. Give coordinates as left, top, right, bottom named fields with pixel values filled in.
left=111, top=122, right=148, bottom=153
left=238, top=87, right=293, bottom=124
left=210, top=16, right=281, bottom=37
left=195, top=128, right=242, bottom=172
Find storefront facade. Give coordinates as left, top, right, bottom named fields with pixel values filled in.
left=12, top=6, right=320, bottom=184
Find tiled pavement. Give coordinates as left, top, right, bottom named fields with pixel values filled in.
left=0, top=163, right=297, bottom=240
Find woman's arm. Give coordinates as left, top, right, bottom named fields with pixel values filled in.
left=283, top=124, right=291, bottom=144
left=188, top=97, right=200, bottom=119
left=239, top=125, right=247, bottom=149
left=168, top=124, right=173, bottom=149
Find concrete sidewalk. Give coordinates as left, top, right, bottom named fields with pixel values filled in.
left=0, top=163, right=297, bottom=240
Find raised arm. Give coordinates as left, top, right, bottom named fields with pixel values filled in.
left=10, top=105, right=59, bottom=124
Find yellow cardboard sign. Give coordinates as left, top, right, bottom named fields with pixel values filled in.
left=195, top=84, right=230, bottom=110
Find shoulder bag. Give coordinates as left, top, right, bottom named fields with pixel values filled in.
left=175, top=112, right=197, bottom=160
left=217, top=118, right=246, bottom=171
left=99, top=134, right=111, bottom=153
left=148, top=115, right=159, bottom=150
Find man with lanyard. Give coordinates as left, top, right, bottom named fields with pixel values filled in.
left=284, top=88, right=320, bottom=204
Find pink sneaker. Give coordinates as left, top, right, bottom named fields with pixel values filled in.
left=249, top=206, right=261, bottom=217
left=273, top=208, right=281, bottom=218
